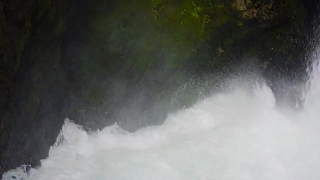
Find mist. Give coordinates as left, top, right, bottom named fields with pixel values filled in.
left=1, top=0, right=318, bottom=178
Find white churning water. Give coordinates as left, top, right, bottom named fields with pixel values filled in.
left=3, top=53, right=320, bottom=180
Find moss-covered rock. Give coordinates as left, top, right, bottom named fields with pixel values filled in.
left=58, top=0, right=319, bottom=133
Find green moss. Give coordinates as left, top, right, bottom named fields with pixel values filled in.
left=152, top=0, right=213, bottom=47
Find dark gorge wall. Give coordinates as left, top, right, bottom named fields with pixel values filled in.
left=1, top=0, right=319, bottom=175
left=0, top=0, right=68, bottom=173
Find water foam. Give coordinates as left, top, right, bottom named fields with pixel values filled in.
left=3, top=51, right=320, bottom=180
left=2, top=75, right=320, bottom=180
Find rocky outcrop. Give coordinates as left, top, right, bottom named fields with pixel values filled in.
left=67, top=0, right=319, bottom=126
left=0, top=0, right=68, bottom=173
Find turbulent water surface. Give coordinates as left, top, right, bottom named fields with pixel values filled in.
left=3, top=55, right=320, bottom=179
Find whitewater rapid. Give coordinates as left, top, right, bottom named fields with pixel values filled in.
left=3, top=80, right=320, bottom=180
left=3, top=52, right=320, bottom=179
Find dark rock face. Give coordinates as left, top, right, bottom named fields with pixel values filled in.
left=0, top=0, right=68, bottom=174
left=1, top=0, right=319, bottom=176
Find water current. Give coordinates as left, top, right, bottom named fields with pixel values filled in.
left=3, top=50, right=320, bottom=180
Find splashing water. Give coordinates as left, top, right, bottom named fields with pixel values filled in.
left=3, top=57, right=320, bottom=180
